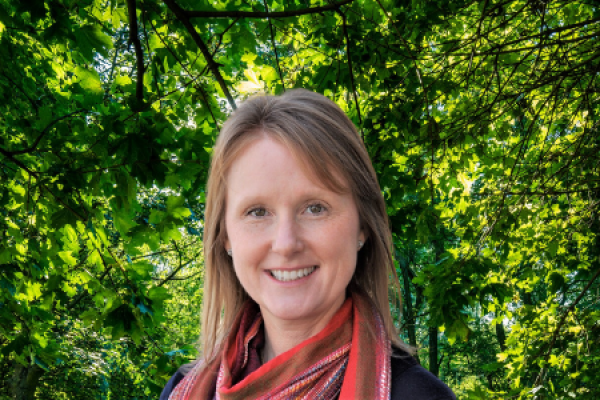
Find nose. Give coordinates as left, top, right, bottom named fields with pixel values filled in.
left=271, top=214, right=303, bottom=256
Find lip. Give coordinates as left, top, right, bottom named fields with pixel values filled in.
left=266, top=265, right=317, bottom=272
left=264, top=266, right=318, bottom=284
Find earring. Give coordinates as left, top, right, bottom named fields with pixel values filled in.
left=358, top=240, right=363, bottom=250
left=227, top=249, right=232, bottom=256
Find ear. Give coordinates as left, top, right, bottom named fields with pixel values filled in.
left=224, top=236, right=231, bottom=252
left=359, top=230, right=366, bottom=245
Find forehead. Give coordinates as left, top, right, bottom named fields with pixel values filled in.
left=225, top=132, right=349, bottom=195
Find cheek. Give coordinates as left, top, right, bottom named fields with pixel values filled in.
left=319, top=219, right=360, bottom=252
left=224, top=217, right=248, bottom=251
left=317, top=229, right=359, bottom=271
left=230, top=231, right=265, bottom=274
left=231, top=256, right=254, bottom=292
left=223, top=215, right=232, bottom=249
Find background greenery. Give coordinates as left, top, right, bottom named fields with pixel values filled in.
left=0, top=0, right=598, bottom=398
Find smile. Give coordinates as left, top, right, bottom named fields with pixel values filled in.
left=269, top=266, right=317, bottom=282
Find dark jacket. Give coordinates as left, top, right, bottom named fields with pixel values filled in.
left=159, top=349, right=456, bottom=400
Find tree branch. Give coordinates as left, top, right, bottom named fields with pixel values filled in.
left=127, top=0, right=146, bottom=102
left=41, top=185, right=87, bottom=222
left=185, top=0, right=354, bottom=19
left=163, top=0, right=237, bottom=110
left=340, top=11, right=362, bottom=133
left=0, top=72, right=38, bottom=112
left=533, top=264, right=600, bottom=386
left=209, top=17, right=240, bottom=58
left=0, top=147, right=39, bottom=175
left=479, top=187, right=600, bottom=197
left=264, top=0, right=285, bottom=91
left=373, top=0, right=430, bottom=118
left=156, top=249, right=202, bottom=286
left=0, top=147, right=89, bottom=223
left=106, top=32, right=127, bottom=102
left=4, top=109, right=87, bottom=156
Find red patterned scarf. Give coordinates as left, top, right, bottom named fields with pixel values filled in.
left=169, top=292, right=391, bottom=400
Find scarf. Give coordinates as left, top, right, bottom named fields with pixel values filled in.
left=169, top=292, right=391, bottom=400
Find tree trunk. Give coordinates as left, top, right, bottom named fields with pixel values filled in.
left=486, top=373, right=494, bottom=390
left=11, top=364, right=43, bottom=400
left=428, top=326, right=439, bottom=377
left=496, top=322, right=507, bottom=352
left=399, top=255, right=420, bottom=364
left=428, top=239, right=443, bottom=377
left=402, top=270, right=418, bottom=347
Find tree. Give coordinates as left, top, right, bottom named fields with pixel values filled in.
left=1, top=0, right=598, bottom=398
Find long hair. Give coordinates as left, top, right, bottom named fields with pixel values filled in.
left=200, top=89, right=410, bottom=364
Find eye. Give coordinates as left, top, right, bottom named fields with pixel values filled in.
left=306, top=203, right=326, bottom=215
left=247, top=207, right=267, bottom=217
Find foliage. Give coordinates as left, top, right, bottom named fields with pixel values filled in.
left=0, top=0, right=598, bottom=398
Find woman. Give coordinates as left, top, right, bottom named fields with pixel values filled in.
left=161, top=89, right=455, bottom=399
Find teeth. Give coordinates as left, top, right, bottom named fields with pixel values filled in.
left=270, top=267, right=316, bottom=282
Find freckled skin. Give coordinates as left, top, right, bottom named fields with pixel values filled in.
left=224, top=136, right=364, bottom=355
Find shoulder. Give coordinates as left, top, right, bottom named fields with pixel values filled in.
left=159, top=361, right=198, bottom=400
left=390, top=348, right=456, bottom=400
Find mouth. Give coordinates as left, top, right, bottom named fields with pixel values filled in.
left=269, top=266, right=317, bottom=282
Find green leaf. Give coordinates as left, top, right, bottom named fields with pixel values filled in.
left=2, top=334, right=29, bottom=356
left=548, top=272, right=565, bottom=293
left=74, top=66, right=103, bottom=96
left=261, top=65, right=278, bottom=82
left=0, top=248, right=13, bottom=264
left=241, top=53, right=257, bottom=64
left=113, top=210, right=137, bottom=236
left=166, top=196, right=185, bottom=212
left=37, top=106, right=53, bottom=130
left=171, top=207, right=191, bottom=219
left=547, top=241, right=558, bottom=257
left=58, top=251, right=77, bottom=266
left=148, top=286, right=170, bottom=303
left=76, top=24, right=113, bottom=61
left=33, top=356, right=50, bottom=371
left=114, top=74, right=133, bottom=87
left=130, top=261, right=153, bottom=279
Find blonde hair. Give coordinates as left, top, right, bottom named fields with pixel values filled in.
left=201, top=89, right=410, bottom=363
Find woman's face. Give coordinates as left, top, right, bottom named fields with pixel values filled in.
left=224, top=135, right=364, bottom=333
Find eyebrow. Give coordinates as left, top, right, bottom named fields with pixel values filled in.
left=228, top=188, right=338, bottom=207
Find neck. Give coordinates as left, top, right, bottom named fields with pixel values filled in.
left=259, top=299, right=345, bottom=363
left=261, top=324, right=316, bottom=364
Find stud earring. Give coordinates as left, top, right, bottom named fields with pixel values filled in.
left=358, top=240, right=363, bottom=250
left=227, top=249, right=232, bottom=256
